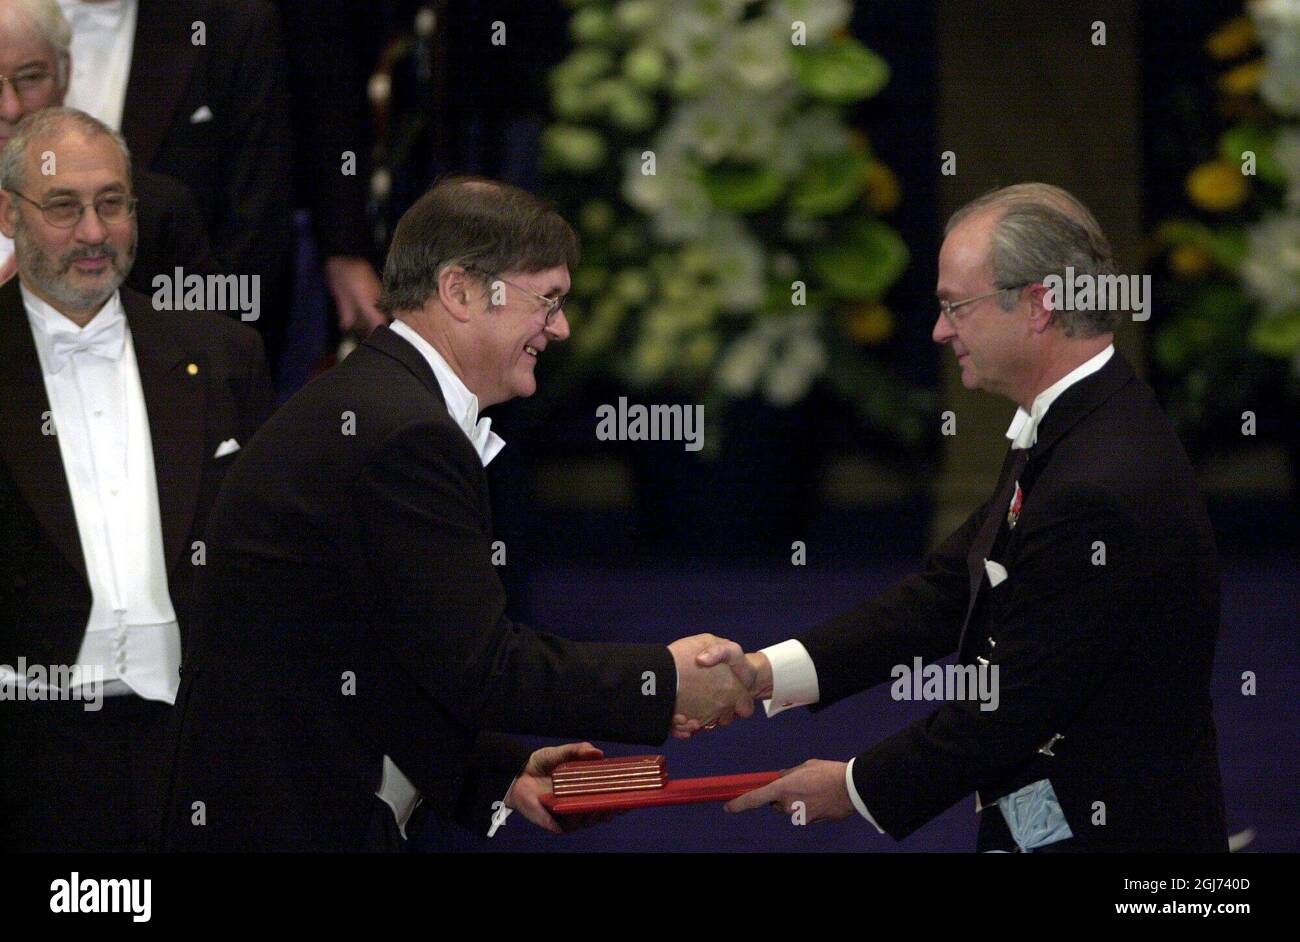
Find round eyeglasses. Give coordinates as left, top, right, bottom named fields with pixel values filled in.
left=6, top=189, right=137, bottom=228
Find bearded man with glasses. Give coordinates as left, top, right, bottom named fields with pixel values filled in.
left=0, top=0, right=220, bottom=292
left=0, top=106, right=273, bottom=851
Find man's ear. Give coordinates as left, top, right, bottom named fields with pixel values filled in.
left=0, top=191, right=18, bottom=239
left=437, top=265, right=478, bottom=324
left=1024, top=281, right=1054, bottom=334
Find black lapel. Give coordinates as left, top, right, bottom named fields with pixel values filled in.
left=363, top=324, right=450, bottom=414
left=1029, top=349, right=1135, bottom=459
left=121, top=0, right=204, bottom=169
left=957, top=445, right=1027, bottom=660
left=123, top=289, right=206, bottom=575
left=0, top=279, right=86, bottom=579
left=363, top=324, right=494, bottom=525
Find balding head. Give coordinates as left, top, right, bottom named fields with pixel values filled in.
left=0, top=0, right=70, bottom=149
left=0, top=105, right=131, bottom=192
left=945, top=183, right=1118, bottom=337
left=0, top=0, right=71, bottom=86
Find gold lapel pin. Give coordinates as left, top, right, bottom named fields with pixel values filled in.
left=187, top=363, right=199, bottom=376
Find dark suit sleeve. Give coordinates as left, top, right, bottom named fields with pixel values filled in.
left=352, top=421, right=677, bottom=746
left=233, top=326, right=275, bottom=439
left=210, top=3, right=293, bottom=292
left=275, top=0, right=374, bottom=258
left=850, top=487, right=1141, bottom=839
left=797, top=499, right=989, bottom=707
left=155, top=182, right=222, bottom=280
left=129, top=170, right=223, bottom=298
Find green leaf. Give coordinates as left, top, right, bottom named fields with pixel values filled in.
left=1207, top=228, right=1249, bottom=272
left=1219, top=125, right=1287, bottom=186
left=701, top=164, right=786, bottom=212
left=1186, top=282, right=1253, bottom=329
left=790, top=151, right=869, bottom=216
left=1154, top=325, right=1191, bottom=372
left=541, top=125, right=606, bottom=173
left=1156, top=219, right=1213, bottom=247
left=794, top=38, right=890, bottom=103
left=810, top=220, right=909, bottom=300
left=1248, top=311, right=1300, bottom=358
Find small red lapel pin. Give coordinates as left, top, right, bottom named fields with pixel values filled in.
left=1007, top=481, right=1024, bottom=529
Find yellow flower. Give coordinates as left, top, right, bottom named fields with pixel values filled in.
left=1206, top=16, right=1255, bottom=61
left=1218, top=59, right=1264, bottom=96
left=863, top=160, right=901, bottom=214
left=1186, top=161, right=1248, bottom=212
left=1168, top=244, right=1212, bottom=279
left=845, top=302, right=894, bottom=345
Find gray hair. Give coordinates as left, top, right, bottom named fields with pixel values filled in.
left=0, top=106, right=132, bottom=194
left=946, top=183, right=1118, bottom=337
left=5, top=0, right=73, bottom=89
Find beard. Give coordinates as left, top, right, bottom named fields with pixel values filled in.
left=13, top=217, right=136, bottom=314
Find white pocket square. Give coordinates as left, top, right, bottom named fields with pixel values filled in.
left=190, top=105, right=214, bottom=124
left=213, top=438, right=240, bottom=458
left=983, top=559, right=1009, bottom=587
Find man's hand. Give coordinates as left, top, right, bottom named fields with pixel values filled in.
left=668, top=634, right=755, bottom=739
left=724, top=759, right=856, bottom=824
left=505, top=741, right=616, bottom=834
left=324, top=255, right=387, bottom=337
left=672, top=645, right=772, bottom=736
left=696, top=644, right=772, bottom=699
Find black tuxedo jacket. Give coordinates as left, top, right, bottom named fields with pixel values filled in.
left=122, top=0, right=292, bottom=351
left=799, top=351, right=1228, bottom=852
left=0, top=279, right=274, bottom=673
left=161, top=326, right=677, bottom=851
left=127, top=167, right=222, bottom=297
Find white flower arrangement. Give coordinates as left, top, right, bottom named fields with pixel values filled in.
left=544, top=0, right=925, bottom=441
left=1245, top=0, right=1300, bottom=373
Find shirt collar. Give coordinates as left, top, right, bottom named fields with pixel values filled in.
left=22, top=282, right=123, bottom=332
left=388, top=319, right=505, bottom=466
left=58, top=0, right=128, bottom=28
left=1005, top=344, right=1114, bottom=450
left=22, top=285, right=127, bottom=375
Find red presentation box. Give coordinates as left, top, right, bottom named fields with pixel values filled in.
left=541, top=756, right=780, bottom=814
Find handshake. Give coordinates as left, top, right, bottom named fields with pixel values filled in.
left=509, top=635, right=858, bottom=834
left=668, top=634, right=772, bottom=739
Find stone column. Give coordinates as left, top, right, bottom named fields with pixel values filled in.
left=931, top=0, right=1145, bottom=544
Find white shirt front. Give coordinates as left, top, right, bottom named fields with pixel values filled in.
left=374, top=321, right=508, bottom=836
left=1005, top=345, right=1114, bottom=450
left=389, top=319, right=505, bottom=464
left=761, top=344, right=1118, bottom=832
left=22, top=285, right=181, bottom=704
left=58, top=0, right=139, bottom=131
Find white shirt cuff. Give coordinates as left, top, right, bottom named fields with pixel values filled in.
left=845, top=757, right=885, bottom=834
left=759, top=639, right=820, bottom=717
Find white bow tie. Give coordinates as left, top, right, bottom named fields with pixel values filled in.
left=1008, top=398, right=1051, bottom=450
left=44, top=317, right=126, bottom=373
left=459, top=410, right=505, bottom=466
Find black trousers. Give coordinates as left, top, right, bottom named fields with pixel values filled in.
left=0, top=693, right=171, bottom=852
